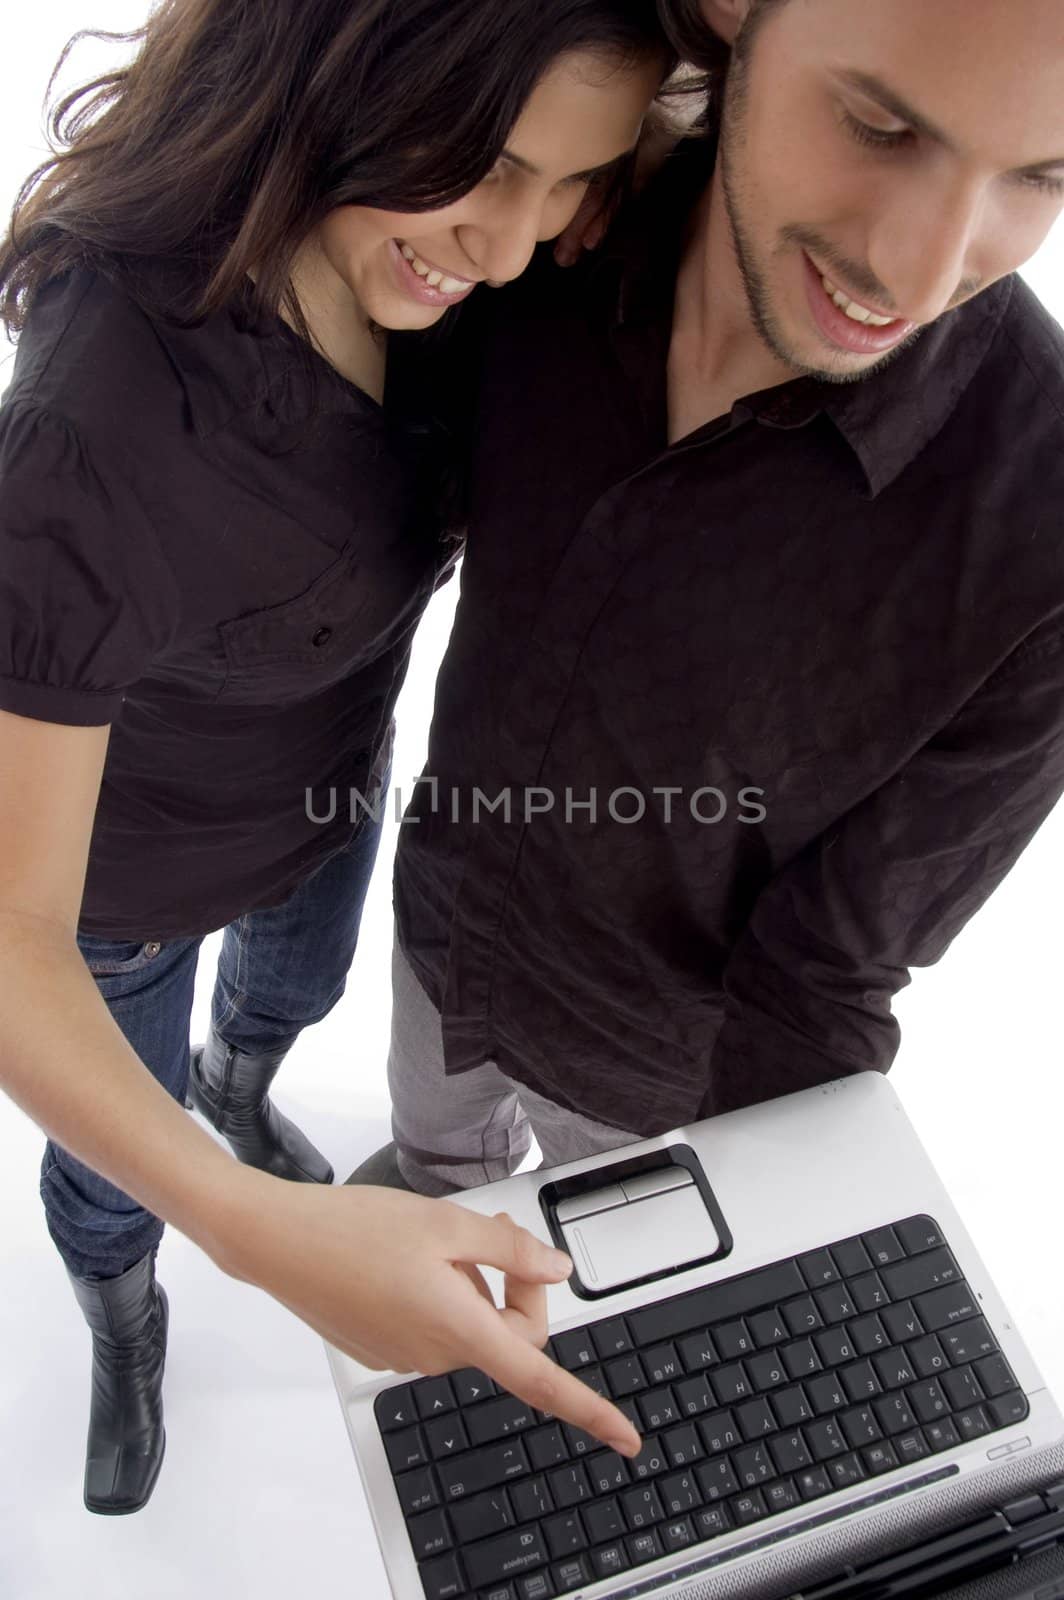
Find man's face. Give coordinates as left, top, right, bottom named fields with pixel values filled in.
left=717, top=0, right=1064, bottom=383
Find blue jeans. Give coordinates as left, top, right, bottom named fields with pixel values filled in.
left=41, top=810, right=385, bottom=1279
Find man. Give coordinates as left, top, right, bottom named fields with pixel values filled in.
left=359, top=0, right=1064, bottom=1193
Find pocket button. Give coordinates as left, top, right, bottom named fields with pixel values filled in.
left=312, top=627, right=333, bottom=647
left=144, top=942, right=162, bottom=958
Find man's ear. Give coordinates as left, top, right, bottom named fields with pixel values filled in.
left=699, top=0, right=753, bottom=46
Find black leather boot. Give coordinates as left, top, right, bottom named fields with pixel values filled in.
left=186, top=1027, right=334, bottom=1184
left=67, top=1251, right=168, bottom=1515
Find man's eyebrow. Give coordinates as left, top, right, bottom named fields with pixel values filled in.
left=499, top=146, right=636, bottom=183
left=837, top=70, right=1064, bottom=175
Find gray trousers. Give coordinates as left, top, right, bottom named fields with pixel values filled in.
left=388, top=934, right=638, bottom=1197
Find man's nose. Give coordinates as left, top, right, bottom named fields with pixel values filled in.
left=871, top=178, right=987, bottom=326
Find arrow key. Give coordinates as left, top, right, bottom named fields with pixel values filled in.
left=426, top=1412, right=471, bottom=1460
left=414, top=1376, right=458, bottom=1419
left=452, top=1367, right=498, bottom=1406
left=375, top=1383, right=416, bottom=1433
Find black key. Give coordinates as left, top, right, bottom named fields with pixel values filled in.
left=699, top=1410, right=741, bottom=1455
left=561, top=1423, right=598, bottom=1459
left=955, top=1405, right=992, bottom=1441
left=736, top=1397, right=777, bottom=1440
left=629, top=1435, right=667, bottom=1479
left=660, top=1470, right=701, bottom=1514
left=872, top=1350, right=917, bottom=1390
left=765, top=1479, right=801, bottom=1514
left=516, top=1578, right=553, bottom=1600
left=851, top=1273, right=890, bottom=1313
left=697, top=1458, right=740, bottom=1502
left=575, top=1365, right=608, bottom=1399
left=716, top=1320, right=755, bottom=1359
left=942, top=1366, right=985, bottom=1412
left=450, top=1489, right=514, bottom=1544
left=909, top=1381, right=950, bottom=1425
left=605, top=1355, right=647, bottom=1397
left=464, top=1528, right=550, bottom=1590
left=694, top=1505, right=732, bottom=1538
left=832, top=1237, right=873, bottom=1277
left=713, top=1363, right=751, bottom=1403
left=511, top=1476, right=554, bottom=1522
left=828, top=1453, right=866, bottom=1489
left=913, top=1283, right=979, bottom=1332
left=882, top=1250, right=962, bottom=1302
left=895, top=1217, right=944, bottom=1256
left=816, top=1327, right=857, bottom=1367
left=386, top=1425, right=428, bottom=1474
left=815, top=1285, right=858, bottom=1325
left=638, top=1387, right=681, bottom=1432
left=974, top=1353, right=1018, bottom=1399
left=782, top=1339, right=822, bottom=1379
left=451, top=1367, right=497, bottom=1406
left=782, top=1297, right=824, bottom=1337
left=731, top=1490, right=769, bottom=1525
left=553, top=1328, right=597, bottom=1370
left=840, top=1406, right=882, bottom=1448
left=796, top=1465, right=833, bottom=1500
left=734, top=1443, right=774, bottom=1487
left=548, top=1464, right=592, bottom=1507
left=628, top=1260, right=808, bottom=1347
left=864, top=1441, right=900, bottom=1475
left=808, top=1371, right=849, bottom=1414
left=675, top=1374, right=716, bottom=1417
left=662, top=1517, right=696, bottom=1552
left=894, top=1430, right=931, bottom=1465
left=592, top=1318, right=633, bottom=1359
left=873, top=1394, right=916, bottom=1436
left=437, top=1440, right=531, bottom=1498
left=627, top=1530, right=664, bottom=1564
left=662, top=1424, right=704, bottom=1467
left=882, top=1302, right=925, bottom=1344
left=841, top=1361, right=881, bottom=1404
left=419, top=1552, right=465, bottom=1600
left=774, top=1385, right=814, bottom=1426
left=677, top=1330, right=718, bottom=1371
left=425, top=1413, right=471, bottom=1459
left=621, top=1483, right=665, bottom=1528
left=989, top=1392, right=1030, bottom=1428
left=552, top=1558, right=590, bottom=1596
left=396, top=1466, right=440, bottom=1517
left=862, top=1226, right=904, bottom=1267
left=543, top=1511, right=587, bottom=1559
left=940, top=1318, right=997, bottom=1364
left=591, top=1543, right=631, bottom=1580
left=749, top=1308, right=791, bottom=1347
left=584, top=1497, right=626, bottom=1543
left=587, top=1451, right=630, bottom=1495
left=909, top=1334, right=951, bottom=1378
left=925, top=1418, right=962, bottom=1452
left=528, top=1426, right=569, bottom=1471
left=850, top=1314, right=890, bottom=1356
left=376, top=1384, right=416, bottom=1433
left=414, top=1376, right=457, bottom=1419
left=799, top=1248, right=841, bottom=1287
left=771, top=1431, right=813, bottom=1475
left=806, top=1419, right=849, bottom=1460
left=642, top=1343, right=684, bottom=1384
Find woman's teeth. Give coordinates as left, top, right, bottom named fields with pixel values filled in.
left=820, top=273, right=896, bottom=327
left=399, top=243, right=470, bottom=296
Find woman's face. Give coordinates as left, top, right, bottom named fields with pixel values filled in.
left=315, top=49, right=664, bottom=331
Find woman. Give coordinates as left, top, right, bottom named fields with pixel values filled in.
left=0, top=0, right=668, bottom=1513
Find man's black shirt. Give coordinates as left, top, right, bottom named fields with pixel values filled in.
left=394, top=139, right=1064, bottom=1134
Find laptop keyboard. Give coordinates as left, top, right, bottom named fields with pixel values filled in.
left=373, top=1215, right=1030, bottom=1600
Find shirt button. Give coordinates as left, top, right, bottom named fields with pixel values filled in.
left=312, top=626, right=333, bottom=647
left=144, top=942, right=162, bottom=958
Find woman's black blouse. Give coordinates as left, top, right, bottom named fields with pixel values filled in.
left=0, top=266, right=442, bottom=939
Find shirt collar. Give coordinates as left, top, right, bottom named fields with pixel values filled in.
left=600, top=131, right=1015, bottom=498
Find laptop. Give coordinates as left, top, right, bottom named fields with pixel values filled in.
left=325, top=1072, right=1064, bottom=1600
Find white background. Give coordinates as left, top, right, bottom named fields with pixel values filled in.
left=1, top=8, right=1062, bottom=1599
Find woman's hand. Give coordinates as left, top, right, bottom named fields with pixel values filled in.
left=223, top=1173, right=643, bottom=1456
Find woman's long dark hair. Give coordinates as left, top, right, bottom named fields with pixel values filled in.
left=0, top=0, right=673, bottom=336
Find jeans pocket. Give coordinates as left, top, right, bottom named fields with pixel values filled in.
left=78, top=936, right=165, bottom=978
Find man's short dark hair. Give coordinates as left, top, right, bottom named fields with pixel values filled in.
left=657, top=0, right=789, bottom=76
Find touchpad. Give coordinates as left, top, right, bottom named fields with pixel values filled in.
left=557, top=1169, right=722, bottom=1293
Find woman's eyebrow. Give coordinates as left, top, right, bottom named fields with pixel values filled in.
left=500, top=146, right=637, bottom=183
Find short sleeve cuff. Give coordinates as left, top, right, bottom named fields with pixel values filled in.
left=0, top=673, right=124, bottom=726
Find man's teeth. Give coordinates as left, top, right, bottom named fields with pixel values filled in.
left=820, top=273, right=895, bottom=328
left=399, top=243, right=470, bottom=296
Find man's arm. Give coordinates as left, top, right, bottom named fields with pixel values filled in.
left=701, top=625, right=1064, bottom=1116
